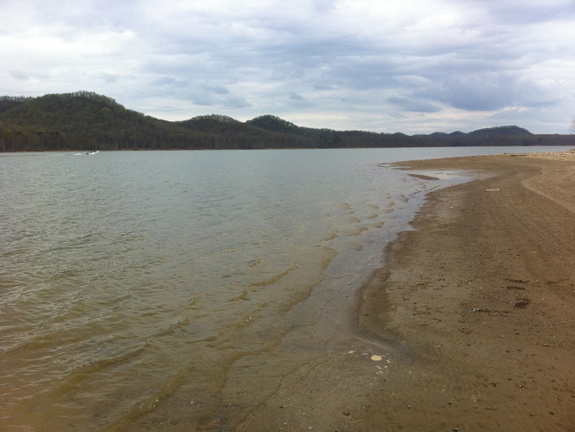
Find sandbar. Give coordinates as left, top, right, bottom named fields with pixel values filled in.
left=355, top=150, right=575, bottom=431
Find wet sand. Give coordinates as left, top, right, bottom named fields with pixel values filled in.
left=355, top=150, right=575, bottom=431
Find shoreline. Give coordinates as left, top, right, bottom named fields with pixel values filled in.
left=5, top=150, right=574, bottom=431
left=354, top=150, right=575, bottom=430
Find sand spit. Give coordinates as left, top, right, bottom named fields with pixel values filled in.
left=355, top=150, right=575, bottom=431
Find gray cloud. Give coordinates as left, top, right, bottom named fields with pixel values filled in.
left=10, top=70, right=30, bottom=81
left=1, top=0, right=574, bottom=134
left=387, top=96, right=441, bottom=113
left=225, top=95, right=251, bottom=109
left=433, top=74, right=519, bottom=111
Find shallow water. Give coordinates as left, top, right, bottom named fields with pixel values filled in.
left=0, top=146, right=567, bottom=430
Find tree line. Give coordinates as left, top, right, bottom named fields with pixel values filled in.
left=0, top=92, right=572, bottom=152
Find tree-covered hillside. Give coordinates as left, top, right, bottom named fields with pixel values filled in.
left=0, top=91, right=572, bottom=151
left=0, top=92, right=213, bottom=151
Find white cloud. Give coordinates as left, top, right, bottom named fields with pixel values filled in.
left=1, top=0, right=574, bottom=134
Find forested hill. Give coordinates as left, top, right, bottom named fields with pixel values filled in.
left=0, top=91, right=572, bottom=151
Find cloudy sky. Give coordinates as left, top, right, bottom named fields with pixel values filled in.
left=2, top=0, right=575, bottom=134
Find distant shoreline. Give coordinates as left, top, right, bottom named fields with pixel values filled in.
left=2, top=92, right=574, bottom=152
left=2, top=144, right=574, bottom=155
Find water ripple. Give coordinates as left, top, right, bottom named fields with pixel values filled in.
left=0, top=148, right=477, bottom=430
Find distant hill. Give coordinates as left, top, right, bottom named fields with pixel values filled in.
left=0, top=91, right=205, bottom=151
left=469, top=125, right=532, bottom=136
left=246, top=115, right=300, bottom=133
left=0, top=91, right=572, bottom=151
left=177, top=114, right=244, bottom=132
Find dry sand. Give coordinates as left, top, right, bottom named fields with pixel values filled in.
left=355, top=150, right=575, bottom=431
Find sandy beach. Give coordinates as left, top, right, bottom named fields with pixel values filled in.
left=355, top=150, right=575, bottom=431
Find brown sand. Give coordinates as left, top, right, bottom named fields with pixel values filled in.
left=355, top=150, right=575, bottom=431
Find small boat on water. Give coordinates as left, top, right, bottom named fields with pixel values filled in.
left=86, top=150, right=100, bottom=155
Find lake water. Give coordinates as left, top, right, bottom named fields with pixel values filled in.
left=0, top=147, right=568, bottom=431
